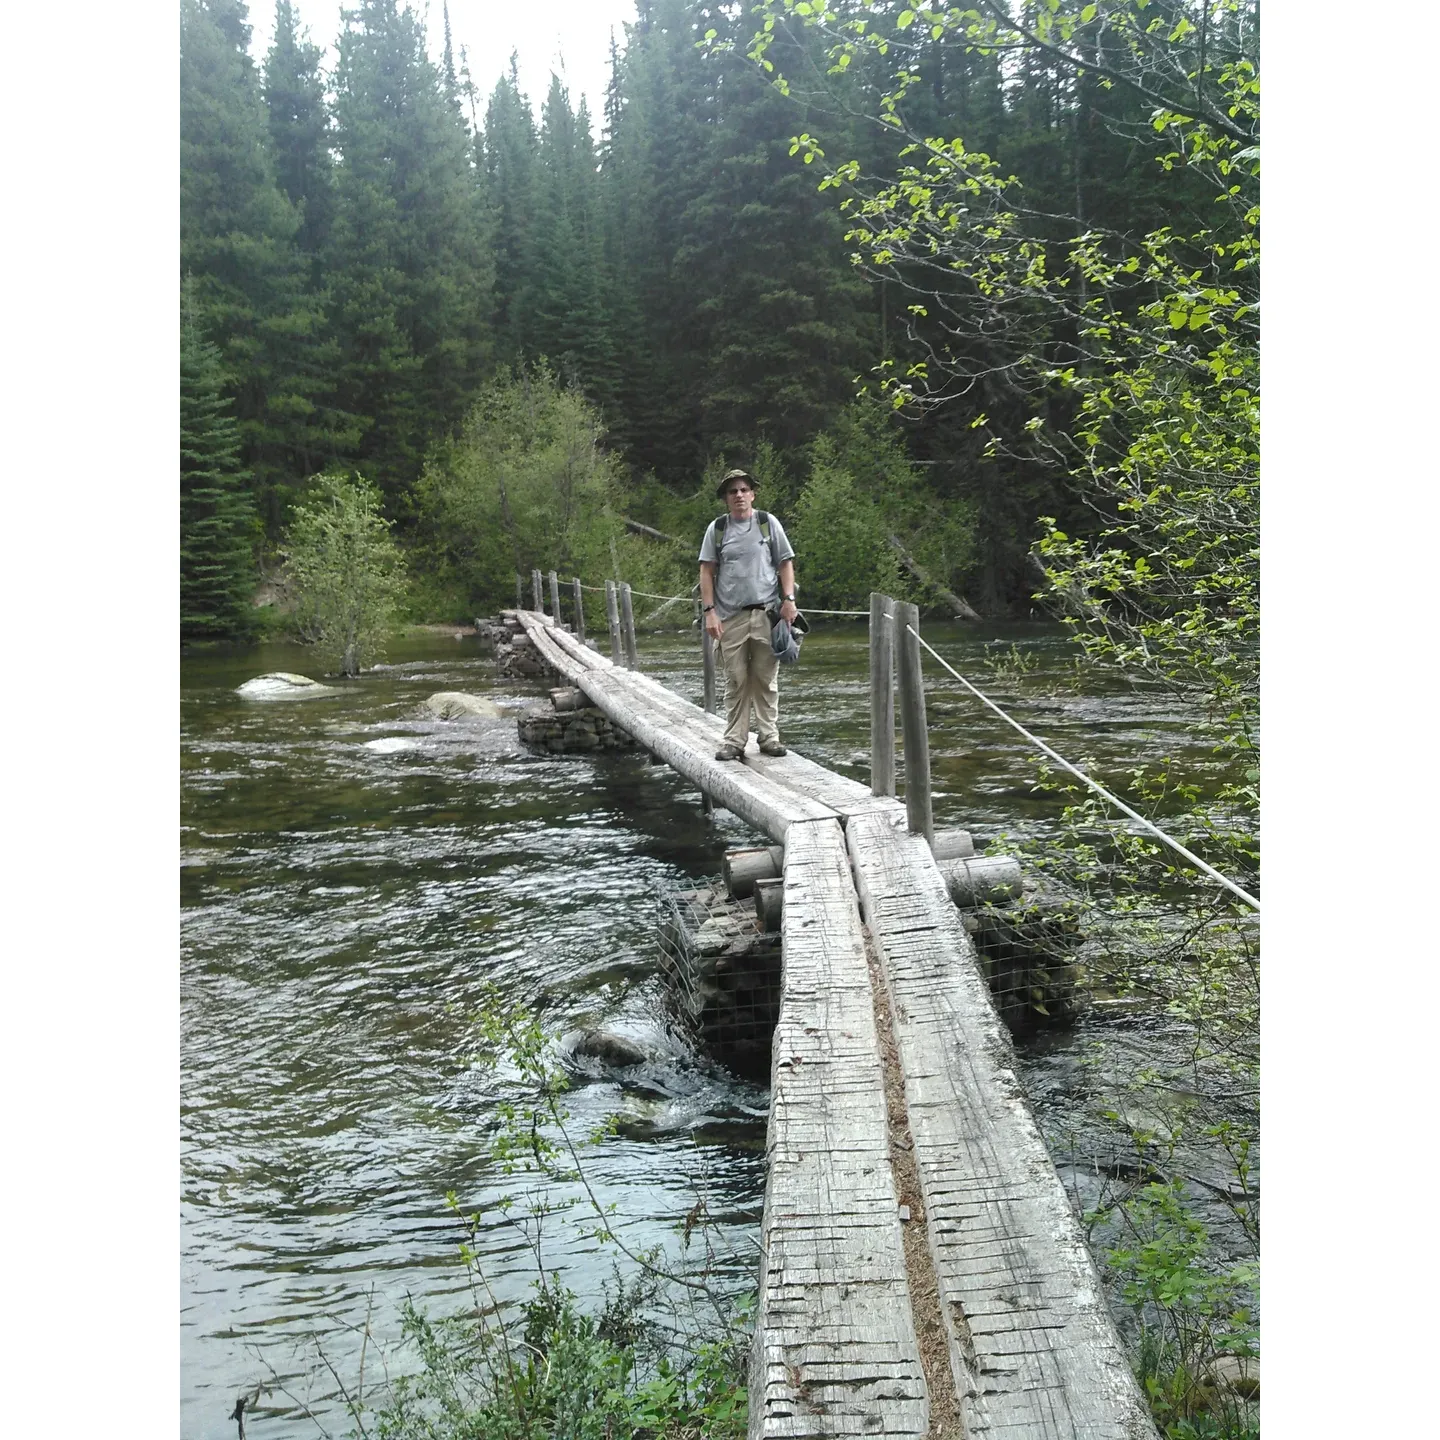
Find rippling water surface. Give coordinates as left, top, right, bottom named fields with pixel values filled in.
left=181, top=619, right=1226, bottom=1436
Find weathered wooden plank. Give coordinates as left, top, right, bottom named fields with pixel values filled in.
left=597, top=664, right=906, bottom=824
left=537, top=622, right=905, bottom=825
left=845, top=810, right=1158, bottom=1440
left=520, top=616, right=835, bottom=840
left=752, top=818, right=928, bottom=1440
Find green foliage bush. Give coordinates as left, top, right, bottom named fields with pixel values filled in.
left=788, top=401, right=975, bottom=612
left=415, top=366, right=634, bottom=614
left=369, top=1280, right=745, bottom=1440
left=790, top=442, right=899, bottom=609
left=281, top=471, right=408, bottom=675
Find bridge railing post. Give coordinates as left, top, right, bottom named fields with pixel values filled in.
left=895, top=600, right=933, bottom=846
left=515, top=572, right=523, bottom=611
left=870, top=592, right=896, bottom=797
left=619, top=582, right=639, bottom=669
left=699, top=588, right=717, bottom=715
left=605, top=580, right=623, bottom=664
left=572, top=577, right=586, bottom=642
left=548, top=570, right=561, bottom=626
left=531, top=568, right=544, bottom=614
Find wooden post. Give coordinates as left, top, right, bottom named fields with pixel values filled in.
left=531, top=568, right=544, bottom=613
left=515, top=572, right=523, bottom=610
left=604, top=580, right=623, bottom=664
left=754, top=876, right=784, bottom=933
left=548, top=570, right=561, bottom=625
left=619, top=582, right=639, bottom=669
left=930, top=827, right=975, bottom=861
left=701, top=612, right=717, bottom=715
left=571, top=577, right=586, bottom=642
left=870, top=592, right=896, bottom=797
left=723, top=845, right=786, bottom=900
left=895, top=600, right=933, bottom=846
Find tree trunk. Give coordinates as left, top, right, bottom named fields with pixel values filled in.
left=623, top=517, right=686, bottom=546
left=887, top=534, right=982, bottom=620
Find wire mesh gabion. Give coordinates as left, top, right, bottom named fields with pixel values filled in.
left=657, top=876, right=781, bottom=1077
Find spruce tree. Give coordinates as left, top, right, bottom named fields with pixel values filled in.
left=181, top=282, right=260, bottom=639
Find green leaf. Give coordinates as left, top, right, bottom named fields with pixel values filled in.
left=897, top=9, right=915, bottom=28
left=1081, top=2, right=1097, bottom=19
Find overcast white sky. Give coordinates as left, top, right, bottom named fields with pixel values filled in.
left=248, top=0, right=639, bottom=130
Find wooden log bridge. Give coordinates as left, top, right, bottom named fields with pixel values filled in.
left=512, top=608, right=1156, bottom=1440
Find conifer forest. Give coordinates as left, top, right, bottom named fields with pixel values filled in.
left=179, top=0, right=1260, bottom=644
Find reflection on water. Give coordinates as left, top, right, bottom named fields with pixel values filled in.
left=181, top=621, right=1227, bottom=1437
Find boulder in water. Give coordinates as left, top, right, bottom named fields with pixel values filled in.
left=236, top=672, right=335, bottom=699
left=569, top=1028, right=649, bottom=1069
left=422, top=691, right=501, bottom=720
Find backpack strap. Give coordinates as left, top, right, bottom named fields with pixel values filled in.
left=713, top=510, right=778, bottom=569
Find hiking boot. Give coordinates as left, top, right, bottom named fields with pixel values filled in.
left=758, top=738, right=788, bottom=757
left=714, top=742, right=744, bottom=761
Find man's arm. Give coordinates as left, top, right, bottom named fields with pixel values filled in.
left=699, top=561, right=723, bottom=639
left=778, top=560, right=797, bottom=624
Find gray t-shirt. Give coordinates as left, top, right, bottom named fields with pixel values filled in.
left=699, top=512, right=796, bottom=621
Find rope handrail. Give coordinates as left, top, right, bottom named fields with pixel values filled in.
left=550, top=574, right=866, bottom=616
left=906, top=624, right=1261, bottom=914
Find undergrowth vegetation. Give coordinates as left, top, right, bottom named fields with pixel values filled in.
left=251, top=991, right=751, bottom=1439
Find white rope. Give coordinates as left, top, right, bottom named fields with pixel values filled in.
left=573, top=581, right=690, bottom=603
left=906, top=624, right=1261, bottom=913
left=628, top=587, right=691, bottom=602
left=802, top=607, right=870, bottom=617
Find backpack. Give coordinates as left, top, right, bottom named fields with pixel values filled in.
left=713, top=510, right=780, bottom=571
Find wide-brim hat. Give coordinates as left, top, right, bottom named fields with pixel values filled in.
left=716, top=467, right=757, bottom=498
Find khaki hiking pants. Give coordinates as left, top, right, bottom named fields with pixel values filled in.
left=719, top=607, right=780, bottom=749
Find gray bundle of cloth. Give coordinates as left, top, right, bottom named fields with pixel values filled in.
left=770, top=610, right=810, bottom=664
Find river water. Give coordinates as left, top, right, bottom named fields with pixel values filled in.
left=181, top=619, right=1239, bottom=1437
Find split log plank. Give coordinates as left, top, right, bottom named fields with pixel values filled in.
left=520, top=617, right=835, bottom=840
left=601, top=664, right=906, bottom=823
left=752, top=817, right=928, bottom=1439
left=845, top=810, right=1158, bottom=1440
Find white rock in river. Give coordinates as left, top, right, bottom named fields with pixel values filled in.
left=364, top=736, right=419, bottom=753
left=422, top=691, right=501, bottom=720
left=236, top=672, right=335, bottom=698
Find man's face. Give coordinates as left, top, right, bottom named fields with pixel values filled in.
left=724, top=480, right=754, bottom=519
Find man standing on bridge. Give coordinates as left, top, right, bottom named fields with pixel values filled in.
left=698, top=468, right=799, bottom=761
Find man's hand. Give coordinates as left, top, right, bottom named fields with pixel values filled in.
left=705, top=609, right=724, bottom=641
left=779, top=598, right=798, bottom=624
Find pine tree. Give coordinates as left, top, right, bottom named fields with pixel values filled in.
left=181, top=281, right=260, bottom=639
left=594, top=0, right=715, bottom=480
left=182, top=0, right=354, bottom=530
left=326, top=0, right=495, bottom=511
left=262, top=0, right=334, bottom=262
left=482, top=60, right=541, bottom=365
left=527, top=80, right=616, bottom=398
